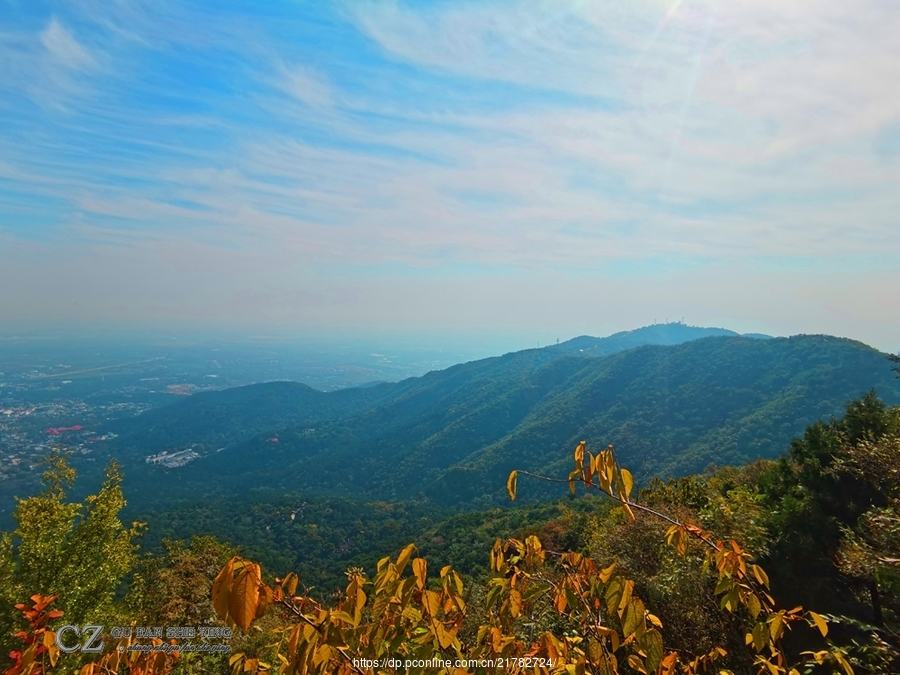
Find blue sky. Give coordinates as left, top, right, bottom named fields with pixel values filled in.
left=1, top=0, right=898, bottom=350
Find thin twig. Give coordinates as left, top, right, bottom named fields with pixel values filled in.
left=277, top=598, right=367, bottom=675
left=516, top=470, right=719, bottom=551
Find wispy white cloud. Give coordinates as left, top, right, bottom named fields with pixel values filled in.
left=339, top=0, right=900, bottom=258
left=279, top=64, right=333, bottom=107
left=1, top=0, right=899, bottom=347
left=39, top=17, right=95, bottom=69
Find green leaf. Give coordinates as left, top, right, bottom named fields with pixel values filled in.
left=564, top=587, right=580, bottom=614
left=622, top=597, right=645, bottom=637
left=640, top=629, right=664, bottom=673
left=522, top=582, right=551, bottom=602
left=746, top=593, right=762, bottom=619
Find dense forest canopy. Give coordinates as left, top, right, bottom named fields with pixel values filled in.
left=3, top=386, right=900, bottom=674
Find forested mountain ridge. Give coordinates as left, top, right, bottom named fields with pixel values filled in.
left=108, top=332, right=900, bottom=511
left=107, top=322, right=741, bottom=454
left=453, top=334, right=894, bottom=500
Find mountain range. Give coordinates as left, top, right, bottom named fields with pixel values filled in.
left=95, top=324, right=899, bottom=511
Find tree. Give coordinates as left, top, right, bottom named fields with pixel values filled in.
left=0, top=450, right=143, bottom=660
left=127, top=536, right=237, bottom=627
left=828, top=429, right=900, bottom=669
left=758, top=396, right=900, bottom=628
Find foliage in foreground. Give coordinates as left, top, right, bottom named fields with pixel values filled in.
left=203, top=442, right=844, bottom=675
left=4, top=394, right=900, bottom=674
left=0, top=453, right=142, bottom=665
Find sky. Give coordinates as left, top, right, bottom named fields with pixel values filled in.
left=1, top=0, right=899, bottom=351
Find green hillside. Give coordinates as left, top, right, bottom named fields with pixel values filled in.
left=106, top=379, right=404, bottom=451
left=103, top=324, right=726, bottom=475
left=108, top=322, right=732, bottom=455
left=106, top=333, right=900, bottom=512
left=450, top=334, right=898, bottom=503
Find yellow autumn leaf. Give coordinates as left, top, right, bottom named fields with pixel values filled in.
left=627, top=653, right=647, bottom=674
left=287, top=625, right=302, bottom=657
left=413, top=557, right=427, bottom=590
left=282, top=572, right=299, bottom=597
left=423, top=589, right=442, bottom=616
left=255, top=585, right=272, bottom=620
left=574, top=441, right=585, bottom=468
left=620, top=468, right=634, bottom=500
left=768, top=612, right=784, bottom=641
left=435, top=622, right=456, bottom=649
left=752, top=564, right=770, bottom=588
left=555, top=590, right=567, bottom=613
left=212, top=557, right=236, bottom=621
left=809, top=611, right=828, bottom=637
left=509, top=588, right=522, bottom=618
left=229, top=564, right=262, bottom=632
left=396, top=543, right=417, bottom=573
left=599, top=562, right=617, bottom=583
left=331, top=610, right=355, bottom=624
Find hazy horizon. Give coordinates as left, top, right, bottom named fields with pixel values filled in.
left=1, top=319, right=895, bottom=359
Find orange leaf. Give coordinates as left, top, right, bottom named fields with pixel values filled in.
left=229, top=564, right=262, bottom=632
left=413, top=558, right=427, bottom=590
left=212, top=558, right=236, bottom=621
left=423, top=590, right=442, bottom=617
left=287, top=625, right=302, bottom=658
left=435, top=622, right=456, bottom=650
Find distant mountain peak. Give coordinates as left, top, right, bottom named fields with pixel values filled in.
left=553, top=323, right=769, bottom=357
